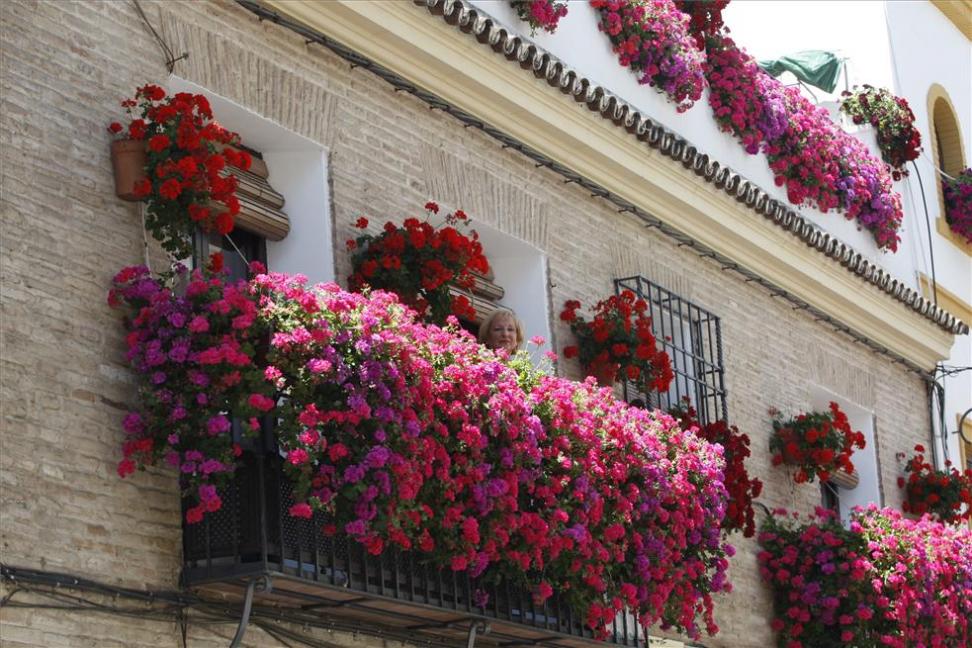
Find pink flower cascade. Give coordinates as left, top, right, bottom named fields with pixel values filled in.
left=758, top=506, right=972, bottom=647
left=591, top=0, right=706, bottom=112
left=108, top=263, right=273, bottom=523
left=942, top=167, right=972, bottom=244
left=510, top=0, right=569, bottom=34
left=111, top=265, right=732, bottom=640
left=704, top=36, right=903, bottom=251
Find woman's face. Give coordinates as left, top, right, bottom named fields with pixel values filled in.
left=486, top=315, right=518, bottom=354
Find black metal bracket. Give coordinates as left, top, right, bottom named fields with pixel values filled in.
left=229, top=575, right=272, bottom=648
left=956, top=408, right=972, bottom=443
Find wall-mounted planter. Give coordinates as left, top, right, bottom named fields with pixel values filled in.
left=110, top=139, right=146, bottom=202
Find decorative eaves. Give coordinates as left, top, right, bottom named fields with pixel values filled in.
left=415, top=0, right=968, bottom=337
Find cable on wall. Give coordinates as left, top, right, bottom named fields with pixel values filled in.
left=131, top=0, right=188, bottom=73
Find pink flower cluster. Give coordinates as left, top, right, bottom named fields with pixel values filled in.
left=704, top=36, right=903, bottom=251
left=591, top=0, right=706, bottom=112
left=705, top=36, right=787, bottom=154
left=109, top=262, right=274, bottom=523
left=758, top=506, right=972, bottom=647
left=111, top=266, right=732, bottom=639
left=942, top=167, right=972, bottom=244
left=510, top=0, right=569, bottom=35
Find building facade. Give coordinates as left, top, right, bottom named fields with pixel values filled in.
left=1, top=1, right=969, bottom=647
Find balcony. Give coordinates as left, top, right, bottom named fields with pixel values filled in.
left=182, top=436, right=644, bottom=648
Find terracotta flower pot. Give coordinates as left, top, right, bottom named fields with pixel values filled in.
left=111, top=139, right=147, bottom=201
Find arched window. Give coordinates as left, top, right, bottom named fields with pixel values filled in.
left=927, top=85, right=971, bottom=253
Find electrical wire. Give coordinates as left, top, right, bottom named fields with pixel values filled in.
left=0, top=564, right=466, bottom=648
left=131, top=0, right=188, bottom=73
left=911, top=160, right=939, bottom=306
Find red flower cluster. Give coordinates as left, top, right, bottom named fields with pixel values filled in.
left=108, top=84, right=251, bottom=258
left=840, top=85, right=922, bottom=180
left=770, top=402, right=865, bottom=484
left=673, top=0, right=729, bottom=49
left=670, top=400, right=763, bottom=537
left=347, top=202, right=489, bottom=325
left=509, top=0, right=569, bottom=34
left=897, top=444, right=972, bottom=524
left=560, top=290, right=673, bottom=395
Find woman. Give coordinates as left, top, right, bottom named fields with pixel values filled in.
left=478, top=309, right=524, bottom=355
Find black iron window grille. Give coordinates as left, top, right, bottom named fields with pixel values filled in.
left=614, top=276, right=728, bottom=426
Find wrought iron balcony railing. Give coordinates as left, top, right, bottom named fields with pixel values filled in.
left=182, top=435, right=644, bottom=648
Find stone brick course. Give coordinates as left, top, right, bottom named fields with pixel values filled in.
left=0, top=1, right=932, bottom=646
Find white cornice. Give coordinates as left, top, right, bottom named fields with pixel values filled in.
left=260, top=0, right=957, bottom=370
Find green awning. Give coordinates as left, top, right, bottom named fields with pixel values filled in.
left=758, top=50, right=843, bottom=94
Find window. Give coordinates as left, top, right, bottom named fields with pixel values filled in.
left=199, top=229, right=266, bottom=280
left=810, top=388, right=880, bottom=524
left=927, top=84, right=971, bottom=254
left=614, top=276, right=727, bottom=426
left=169, top=76, right=333, bottom=284
left=458, top=219, right=553, bottom=356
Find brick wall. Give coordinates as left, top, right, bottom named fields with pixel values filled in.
left=0, top=1, right=932, bottom=646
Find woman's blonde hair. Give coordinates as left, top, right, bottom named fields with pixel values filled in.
left=478, top=309, right=525, bottom=351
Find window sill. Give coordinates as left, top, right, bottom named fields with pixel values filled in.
left=937, top=216, right=972, bottom=256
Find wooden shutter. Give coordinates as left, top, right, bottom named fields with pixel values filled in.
left=225, top=148, right=289, bottom=241
left=449, top=268, right=506, bottom=325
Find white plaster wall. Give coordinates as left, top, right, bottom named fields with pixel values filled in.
left=468, top=1, right=918, bottom=274
left=885, top=1, right=972, bottom=469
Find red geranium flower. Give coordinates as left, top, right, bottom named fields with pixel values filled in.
left=770, top=402, right=863, bottom=484
left=559, top=290, right=672, bottom=394
left=108, top=85, right=247, bottom=257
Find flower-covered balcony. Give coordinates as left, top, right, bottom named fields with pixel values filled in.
left=182, top=435, right=646, bottom=648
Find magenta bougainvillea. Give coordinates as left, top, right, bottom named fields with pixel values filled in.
left=590, top=0, right=706, bottom=112
left=703, top=36, right=903, bottom=251
left=942, top=167, right=972, bottom=243
left=510, top=0, right=569, bottom=34
left=705, top=35, right=787, bottom=154
left=758, top=506, right=972, bottom=647
left=111, top=264, right=732, bottom=639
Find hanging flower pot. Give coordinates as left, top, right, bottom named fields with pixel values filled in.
left=346, top=203, right=489, bottom=326
left=107, top=85, right=251, bottom=258
left=110, top=139, right=147, bottom=202
left=591, top=361, right=619, bottom=389
left=560, top=291, right=674, bottom=395
left=769, top=402, right=865, bottom=485
left=897, top=444, right=972, bottom=524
